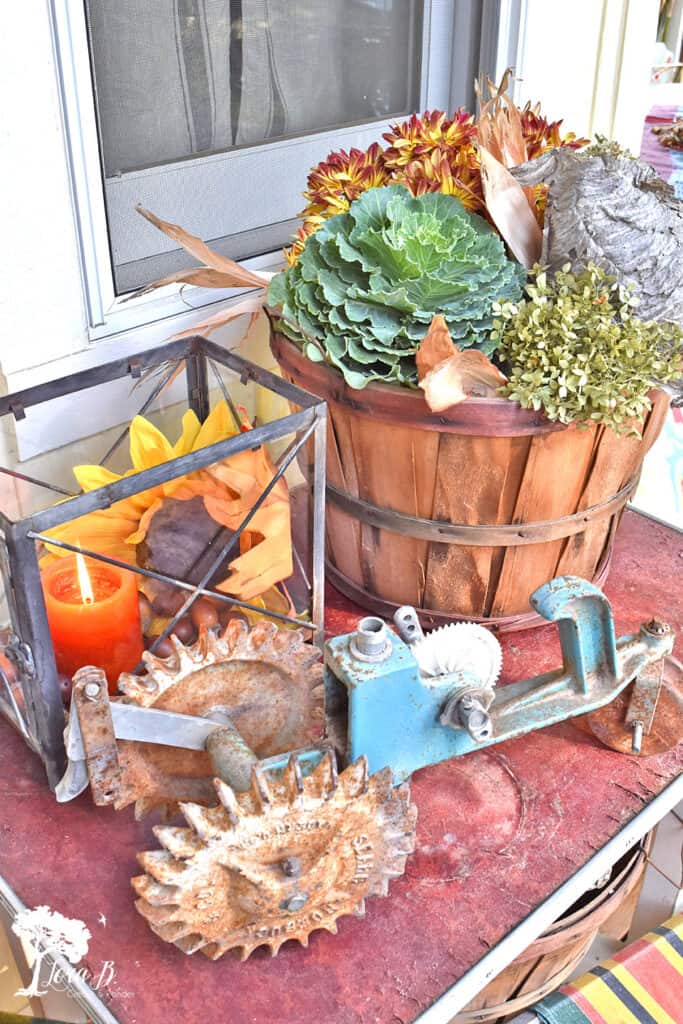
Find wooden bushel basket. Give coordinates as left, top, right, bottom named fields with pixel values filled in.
left=271, top=333, right=670, bottom=630
left=453, top=834, right=653, bottom=1022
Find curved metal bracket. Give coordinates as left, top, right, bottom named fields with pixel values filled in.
left=530, top=576, right=619, bottom=691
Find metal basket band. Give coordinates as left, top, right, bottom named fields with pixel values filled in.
left=326, top=473, right=640, bottom=548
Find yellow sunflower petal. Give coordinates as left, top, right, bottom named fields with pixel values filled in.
left=43, top=510, right=137, bottom=566
left=129, top=416, right=175, bottom=472
left=72, top=464, right=122, bottom=493
left=203, top=495, right=251, bottom=529
left=217, top=541, right=293, bottom=600
left=258, top=585, right=296, bottom=618
left=172, top=475, right=230, bottom=502
left=172, top=410, right=202, bottom=458
left=125, top=497, right=164, bottom=545
left=192, top=400, right=236, bottom=452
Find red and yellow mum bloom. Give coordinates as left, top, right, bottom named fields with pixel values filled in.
left=519, top=103, right=589, bottom=160
left=284, top=144, right=387, bottom=264
left=382, top=109, right=476, bottom=171
left=283, top=101, right=588, bottom=265
left=283, top=214, right=325, bottom=267
left=301, top=143, right=388, bottom=218
left=396, top=146, right=485, bottom=214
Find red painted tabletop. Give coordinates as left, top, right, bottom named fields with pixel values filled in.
left=0, top=510, right=681, bottom=1024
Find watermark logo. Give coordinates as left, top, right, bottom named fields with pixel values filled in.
left=10, top=904, right=115, bottom=998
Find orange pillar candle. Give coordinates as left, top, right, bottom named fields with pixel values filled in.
left=41, top=555, right=144, bottom=694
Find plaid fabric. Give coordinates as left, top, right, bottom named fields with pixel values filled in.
left=533, top=915, right=683, bottom=1024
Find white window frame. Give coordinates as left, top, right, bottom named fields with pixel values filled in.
left=49, top=0, right=524, bottom=345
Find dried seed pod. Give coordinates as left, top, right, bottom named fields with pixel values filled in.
left=190, top=598, right=219, bottom=632
left=146, top=637, right=175, bottom=659
left=218, top=607, right=249, bottom=630
left=149, top=586, right=186, bottom=618
left=173, top=617, right=196, bottom=645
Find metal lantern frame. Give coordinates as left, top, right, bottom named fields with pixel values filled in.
left=0, top=335, right=327, bottom=790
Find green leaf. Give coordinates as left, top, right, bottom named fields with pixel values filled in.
left=268, top=185, right=526, bottom=387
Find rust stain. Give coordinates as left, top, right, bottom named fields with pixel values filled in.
left=133, top=754, right=417, bottom=960
left=115, top=620, right=324, bottom=818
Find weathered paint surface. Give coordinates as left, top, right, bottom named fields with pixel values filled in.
left=0, top=510, right=681, bottom=1024
left=327, top=575, right=674, bottom=781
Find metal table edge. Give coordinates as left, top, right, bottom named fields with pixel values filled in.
left=0, top=872, right=120, bottom=1024
left=414, top=772, right=683, bottom=1023
left=626, top=505, right=683, bottom=535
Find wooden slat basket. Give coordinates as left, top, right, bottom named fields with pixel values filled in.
left=271, top=333, right=670, bottom=630
left=453, top=832, right=652, bottom=1023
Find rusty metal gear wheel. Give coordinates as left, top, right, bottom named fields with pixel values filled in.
left=114, top=619, right=324, bottom=818
left=581, top=655, right=683, bottom=755
left=132, top=752, right=417, bottom=959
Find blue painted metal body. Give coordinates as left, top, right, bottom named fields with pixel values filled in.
left=325, top=576, right=674, bottom=783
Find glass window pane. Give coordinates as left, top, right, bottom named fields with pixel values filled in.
left=86, top=0, right=424, bottom=176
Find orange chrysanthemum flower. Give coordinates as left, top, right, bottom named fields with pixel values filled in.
left=382, top=109, right=476, bottom=171
left=396, top=148, right=485, bottom=214
left=282, top=98, right=587, bottom=265
left=283, top=215, right=325, bottom=267
left=520, top=103, right=589, bottom=160
left=301, top=143, right=388, bottom=218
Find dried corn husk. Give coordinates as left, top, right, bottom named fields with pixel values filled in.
left=417, top=316, right=506, bottom=411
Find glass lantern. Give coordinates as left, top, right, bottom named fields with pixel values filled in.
left=0, top=336, right=326, bottom=789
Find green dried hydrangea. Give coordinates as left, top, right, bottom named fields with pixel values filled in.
left=582, top=134, right=635, bottom=159
left=491, top=263, right=683, bottom=433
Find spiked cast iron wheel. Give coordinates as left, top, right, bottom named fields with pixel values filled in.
left=132, top=752, right=417, bottom=959
left=114, top=619, right=325, bottom=818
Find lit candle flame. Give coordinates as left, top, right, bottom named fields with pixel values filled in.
left=76, top=553, right=95, bottom=605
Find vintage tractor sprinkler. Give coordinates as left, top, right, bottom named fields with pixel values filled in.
left=56, top=576, right=681, bottom=959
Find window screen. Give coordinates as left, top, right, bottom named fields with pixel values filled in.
left=85, top=0, right=425, bottom=292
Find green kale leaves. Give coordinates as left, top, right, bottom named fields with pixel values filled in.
left=268, top=185, right=524, bottom=389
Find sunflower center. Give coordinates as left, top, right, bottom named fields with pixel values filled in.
left=137, top=496, right=234, bottom=587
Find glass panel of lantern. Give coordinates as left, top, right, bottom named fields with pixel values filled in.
left=0, top=337, right=326, bottom=788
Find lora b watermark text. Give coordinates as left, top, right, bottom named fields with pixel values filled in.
left=9, top=904, right=116, bottom=998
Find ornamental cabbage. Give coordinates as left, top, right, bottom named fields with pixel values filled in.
left=267, top=185, right=525, bottom=389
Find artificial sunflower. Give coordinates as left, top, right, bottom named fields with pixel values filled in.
left=44, top=401, right=293, bottom=605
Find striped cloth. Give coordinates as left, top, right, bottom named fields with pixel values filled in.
left=640, top=104, right=683, bottom=197
left=533, top=915, right=683, bottom=1024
